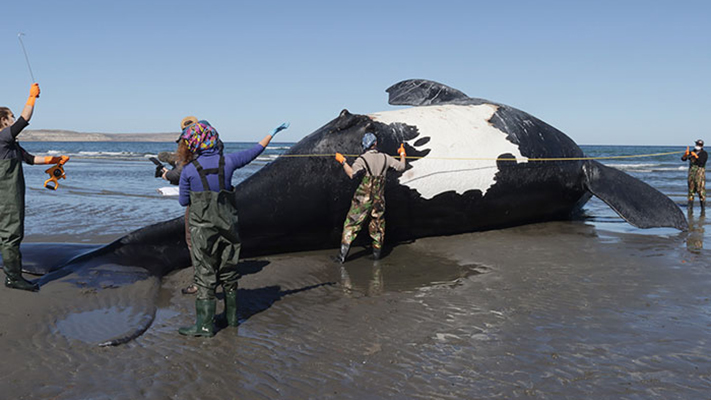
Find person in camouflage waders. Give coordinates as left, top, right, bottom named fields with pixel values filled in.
left=334, top=132, right=406, bottom=263
left=682, top=139, right=707, bottom=214
left=1, top=83, right=70, bottom=292
left=177, top=119, right=289, bottom=337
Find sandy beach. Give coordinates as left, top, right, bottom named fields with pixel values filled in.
left=1, top=217, right=709, bottom=399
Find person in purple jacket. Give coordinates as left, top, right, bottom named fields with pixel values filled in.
left=177, top=119, right=288, bottom=337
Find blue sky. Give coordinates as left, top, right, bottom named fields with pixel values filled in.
left=1, top=0, right=708, bottom=145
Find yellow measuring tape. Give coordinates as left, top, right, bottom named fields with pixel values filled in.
left=274, top=150, right=684, bottom=162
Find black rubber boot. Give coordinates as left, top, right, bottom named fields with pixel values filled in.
left=178, top=299, right=216, bottom=337
left=372, top=247, right=382, bottom=261
left=688, top=200, right=694, bottom=212
left=334, top=243, right=350, bottom=264
left=3, top=257, right=39, bottom=292
left=5, top=276, right=39, bottom=292
left=224, top=289, right=239, bottom=327
left=701, top=200, right=706, bottom=215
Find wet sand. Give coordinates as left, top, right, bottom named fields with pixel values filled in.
left=1, top=219, right=710, bottom=399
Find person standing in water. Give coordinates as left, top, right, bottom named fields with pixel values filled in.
left=0, top=83, right=70, bottom=291
left=334, top=132, right=406, bottom=263
left=177, top=119, right=288, bottom=337
left=682, top=139, right=707, bottom=213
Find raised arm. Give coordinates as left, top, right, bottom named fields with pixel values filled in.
left=258, top=122, right=289, bottom=148
left=231, top=123, right=291, bottom=169
left=20, top=83, right=40, bottom=124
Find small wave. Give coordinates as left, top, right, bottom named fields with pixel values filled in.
left=79, top=151, right=133, bottom=156
left=256, top=154, right=280, bottom=162
left=605, top=163, right=661, bottom=169
left=651, top=166, right=687, bottom=172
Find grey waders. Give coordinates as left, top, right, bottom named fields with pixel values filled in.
left=0, top=158, right=38, bottom=292
left=179, top=156, right=241, bottom=336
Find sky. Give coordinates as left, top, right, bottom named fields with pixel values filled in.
left=0, top=0, right=708, bottom=145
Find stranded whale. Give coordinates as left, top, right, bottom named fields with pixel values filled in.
left=235, top=79, right=687, bottom=255
left=31, top=78, right=688, bottom=268
left=16, top=79, right=686, bottom=344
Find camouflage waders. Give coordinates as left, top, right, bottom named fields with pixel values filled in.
left=687, top=165, right=706, bottom=202
left=342, top=171, right=387, bottom=251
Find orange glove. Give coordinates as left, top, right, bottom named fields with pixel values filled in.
left=691, top=151, right=699, bottom=159
left=335, top=153, right=345, bottom=164
left=685, top=146, right=690, bottom=157
left=26, top=83, right=40, bottom=106
left=43, top=155, right=70, bottom=165
left=398, top=143, right=406, bottom=157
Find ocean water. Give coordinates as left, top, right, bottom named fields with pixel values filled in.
left=19, top=141, right=291, bottom=241
left=16, top=142, right=700, bottom=242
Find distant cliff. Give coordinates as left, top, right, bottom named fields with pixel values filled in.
left=17, top=129, right=177, bottom=142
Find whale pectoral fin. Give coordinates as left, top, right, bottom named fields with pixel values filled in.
left=583, top=160, right=688, bottom=230
left=386, top=79, right=470, bottom=106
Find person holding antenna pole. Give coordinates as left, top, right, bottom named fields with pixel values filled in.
left=0, top=84, right=71, bottom=291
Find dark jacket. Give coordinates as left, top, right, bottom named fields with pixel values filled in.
left=682, top=149, right=708, bottom=168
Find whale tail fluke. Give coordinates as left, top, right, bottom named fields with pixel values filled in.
left=583, top=160, right=688, bottom=230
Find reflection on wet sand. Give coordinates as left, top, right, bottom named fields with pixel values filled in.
left=336, top=248, right=486, bottom=297
left=686, top=213, right=705, bottom=253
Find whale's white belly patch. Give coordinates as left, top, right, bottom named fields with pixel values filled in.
left=370, top=104, right=528, bottom=200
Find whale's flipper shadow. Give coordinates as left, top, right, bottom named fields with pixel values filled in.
left=40, top=257, right=162, bottom=347
left=17, top=234, right=187, bottom=347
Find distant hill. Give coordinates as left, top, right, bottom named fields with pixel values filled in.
left=17, top=129, right=177, bottom=142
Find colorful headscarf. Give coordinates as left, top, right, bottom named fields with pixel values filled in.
left=179, top=120, right=219, bottom=153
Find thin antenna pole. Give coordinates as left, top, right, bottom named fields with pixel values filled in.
left=17, top=33, right=36, bottom=82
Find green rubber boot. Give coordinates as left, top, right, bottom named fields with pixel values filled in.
left=178, top=299, right=216, bottom=337
left=224, top=289, right=239, bottom=327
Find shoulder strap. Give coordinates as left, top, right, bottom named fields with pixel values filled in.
left=380, top=154, right=388, bottom=176
left=358, top=155, right=373, bottom=176
left=191, top=155, right=226, bottom=191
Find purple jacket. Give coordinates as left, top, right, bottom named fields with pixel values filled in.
left=178, top=144, right=265, bottom=206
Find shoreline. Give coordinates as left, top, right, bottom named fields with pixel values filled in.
left=18, top=130, right=177, bottom=142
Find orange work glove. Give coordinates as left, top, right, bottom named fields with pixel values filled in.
left=398, top=143, right=406, bottom=157
left=26, top=83, right=40, bottom=106
left=335, top=153, right=345, bottom=164
left=691, top=151, right=699, bottom=159
left=43, top=155, right=70, bottom=165
left=685, top=146, right=690, bottom=157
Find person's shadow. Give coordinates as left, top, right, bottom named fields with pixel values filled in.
left=214, top=259, right=335, bottom=329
